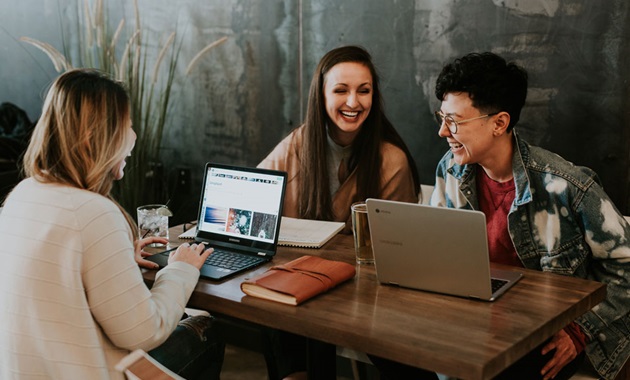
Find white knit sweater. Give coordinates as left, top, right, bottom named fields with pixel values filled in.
left=0, top=178, right=199, bottom=379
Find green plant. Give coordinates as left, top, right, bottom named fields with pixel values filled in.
left=21, top=0, right=226, bottom=213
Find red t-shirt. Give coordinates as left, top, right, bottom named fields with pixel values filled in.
left=476, top=166, right=587, bottom=353
left=476, top=168, right=520, bottom=267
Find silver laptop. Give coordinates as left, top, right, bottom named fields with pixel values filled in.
left=147, top=163, right=287, bottom=280
left=366, top=199, right=522, bottom=301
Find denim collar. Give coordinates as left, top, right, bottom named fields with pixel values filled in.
left=446, top=131, right=533, bottom=208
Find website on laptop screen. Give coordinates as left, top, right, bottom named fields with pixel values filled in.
left=197, top=166, right=285, bottom=245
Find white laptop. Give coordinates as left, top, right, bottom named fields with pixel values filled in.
left=366, top=199, right=522, bottom=301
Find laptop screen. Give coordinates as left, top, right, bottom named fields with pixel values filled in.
left=195, top=163, right=287, bottom=253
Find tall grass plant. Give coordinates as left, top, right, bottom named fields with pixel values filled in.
left=21, top=0, right=226, bottom=213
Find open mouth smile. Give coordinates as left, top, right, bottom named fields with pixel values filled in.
left=340, top=110, right=359, bottom=118
left=449, top=141, right=463, bottom=151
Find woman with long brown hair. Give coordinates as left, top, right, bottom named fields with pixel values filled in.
left=0, top=69, right=223, bottom=379
left=258, top=46, right=425, bottom=379
left=259, top=45, right=419, bottom=232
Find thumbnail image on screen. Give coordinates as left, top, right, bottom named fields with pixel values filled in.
left=250, top=212, right=278, bottom=240
left=226, top=208, right=252, bottom=235
left=203, top=206, right=228, bottom=232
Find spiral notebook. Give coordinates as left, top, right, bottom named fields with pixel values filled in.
left=181, top=217, right=343, bottom=248
left=278, top=217, right=345, bottom=248
left=179, top=225, right=197, bottom=239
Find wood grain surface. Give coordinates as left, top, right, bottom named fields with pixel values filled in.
left=143, top=225, right=606, bottom=379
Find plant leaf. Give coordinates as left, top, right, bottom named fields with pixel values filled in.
left=185, top=36, right=228, bottom=75
left=151, top=32, right=175, bottom=84
left=83, top=0, right=93, bottom=49
left=110, top=18, right=125, bottom=57
left=19, top=37, right=70, bottom=72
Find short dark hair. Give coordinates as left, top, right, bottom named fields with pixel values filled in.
left=435, top=52, right=528, bottom=131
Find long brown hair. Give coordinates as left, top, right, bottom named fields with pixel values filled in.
left=299, top=45, right=419, bottom=220
left=23, top=69, right=137, bottom=236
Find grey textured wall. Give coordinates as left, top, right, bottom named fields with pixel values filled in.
left=1, top=0, right=629, bottom=217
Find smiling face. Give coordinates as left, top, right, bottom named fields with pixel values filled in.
left=323, top=61, right=373, bottom=146
left=438, top=92, right=497, bottom=167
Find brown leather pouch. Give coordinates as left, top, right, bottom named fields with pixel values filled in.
left=241, top=255, right=356, bottom=305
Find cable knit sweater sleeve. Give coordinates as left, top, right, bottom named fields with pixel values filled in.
left=79, top=194, right=200, bottom=351
left=0, top=178, right=199, bottom=379
left=0, top=179, right=202, bottom=379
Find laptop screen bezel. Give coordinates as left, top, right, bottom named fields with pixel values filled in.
left=194, top=162, right=287, bottom=256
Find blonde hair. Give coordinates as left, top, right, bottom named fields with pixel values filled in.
left=23, top=69, right=137, bottom=235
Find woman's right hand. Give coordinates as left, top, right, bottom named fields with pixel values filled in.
left=168, top=242, right=213, bottom=270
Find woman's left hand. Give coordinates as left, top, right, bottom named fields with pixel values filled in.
left=134, top=237, right=169, bottom=269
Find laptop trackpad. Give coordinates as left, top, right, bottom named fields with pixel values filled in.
left=146, top=248, right=175, bottom=267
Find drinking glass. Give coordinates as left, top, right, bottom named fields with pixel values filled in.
left=137, top=204, right=171, bottom=246
left=351, top=202, right=374, bottom=264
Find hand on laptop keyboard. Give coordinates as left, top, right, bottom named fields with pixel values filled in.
left=169, top=243, right=214, bottom=270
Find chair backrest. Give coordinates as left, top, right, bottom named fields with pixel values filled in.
left=419, top=184, right=434, bottom=205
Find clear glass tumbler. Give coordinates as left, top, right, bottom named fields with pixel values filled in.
left=351, top=202, right=374, bottom=264
left=137, top=204, right=171, bottom=246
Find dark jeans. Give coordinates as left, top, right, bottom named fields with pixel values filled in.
left=148, top=315, right=225, bottom=380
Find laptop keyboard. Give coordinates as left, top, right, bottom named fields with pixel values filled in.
left=491, top=278, right=509, bottom=293
left=205, top=250, right=265, bottom=271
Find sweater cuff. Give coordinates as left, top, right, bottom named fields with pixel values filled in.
left=155, top=261, right=200, bottom=281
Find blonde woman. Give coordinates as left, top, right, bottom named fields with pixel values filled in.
left=0, top=69, right=224, bottom=379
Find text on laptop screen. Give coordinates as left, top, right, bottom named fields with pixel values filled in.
left=198, top=166, right=285, bottom=244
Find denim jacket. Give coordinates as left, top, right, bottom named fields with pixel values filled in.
left=431, top=132, right=630, bottom=380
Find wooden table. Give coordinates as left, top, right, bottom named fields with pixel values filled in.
left=143, top=225, right=606, bottom=380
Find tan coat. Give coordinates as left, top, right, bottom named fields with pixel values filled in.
left=258, top=126, right=418, bottom=233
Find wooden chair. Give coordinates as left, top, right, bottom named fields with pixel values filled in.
left=116, top=349, right=184, bottom=380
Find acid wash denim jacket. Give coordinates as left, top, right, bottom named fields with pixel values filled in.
left=430, top=132, right=630, bottom=380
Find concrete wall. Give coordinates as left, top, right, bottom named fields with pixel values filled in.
left=1, top=0, right=629, bottom=215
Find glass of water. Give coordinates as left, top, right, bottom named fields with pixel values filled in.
left=137, top=204, right=171, bottom=246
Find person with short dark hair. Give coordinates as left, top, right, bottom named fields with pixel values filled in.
left=431, top=52, right=630, bottom=380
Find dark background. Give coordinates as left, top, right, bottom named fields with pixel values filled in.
left=1, top=0, right=629, bottom=222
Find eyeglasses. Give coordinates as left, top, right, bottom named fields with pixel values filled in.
left=434, top=111, right=498, bottom=134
